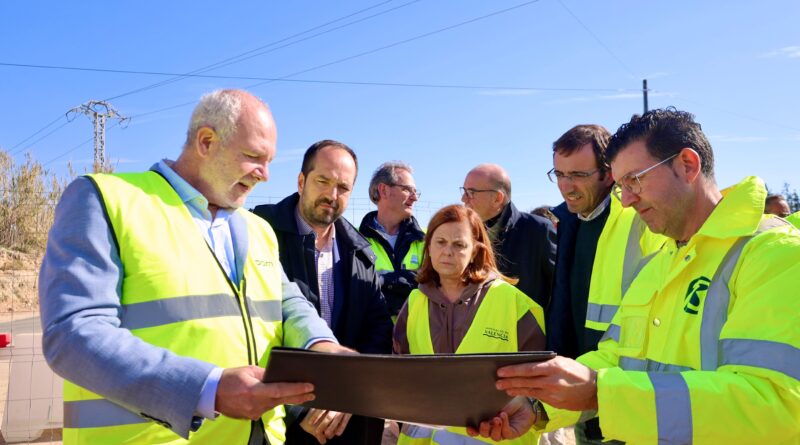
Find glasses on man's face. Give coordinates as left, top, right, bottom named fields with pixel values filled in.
left=611, top=153, right=679, bottom=200
left=459, top=187, right=498, bottom=199
left=546, top=168, right=602, bottom=184
left=390, top=183, right=421, bottom=199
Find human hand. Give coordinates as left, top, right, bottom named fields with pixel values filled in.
left=496, top=356, right=598, bottom=411
left=466, top=396, right=534, bottom=441
left=215, top=366, right=314, bottom=420
left=299, top=408, right=352, bottom=443
left=309, top=341, right=357, bottom=354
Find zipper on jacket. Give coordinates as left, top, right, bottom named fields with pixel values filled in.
left=203, top=242, right=257, bottom=366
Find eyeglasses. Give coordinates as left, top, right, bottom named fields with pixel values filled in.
left=390, top=183, right=421, bottom=198
left=460, top=187, right=499, bottom=199
left=546, top=168, right=603, bottom=183
left=612, top=153, right=678, bottom=199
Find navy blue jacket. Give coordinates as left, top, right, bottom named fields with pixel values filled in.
left=252, top=194, right=391, bottom=445
left=546, top=201, right=611, bottom=359
left=490, top=202, right=557, bottom=310
left=252, top=194, right=392, bottom=354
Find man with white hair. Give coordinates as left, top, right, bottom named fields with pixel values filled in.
left=39, top=89, right=347, bottom=445
left=359, top=161, right=425, bottom=320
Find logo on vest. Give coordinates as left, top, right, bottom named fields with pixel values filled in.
left=410, top=254, right=419, bottom=266
left=482, top=327, right=509, bottom=342
left=254, top=259, right=274, bottom=268
left=684, top=276, right=711, bottom=314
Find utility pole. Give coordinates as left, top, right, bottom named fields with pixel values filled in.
left=642, top=79, right=649, bottom=114
left=67, top=100, right=129, bottom=173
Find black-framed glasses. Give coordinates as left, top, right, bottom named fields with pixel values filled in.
left=390, top=183, right=421, bottom=199
left=612, top=153, right=679, bottom=199
left=546, top=168, right=603, bottom=183
left=460, top=187, right=499, bottom=199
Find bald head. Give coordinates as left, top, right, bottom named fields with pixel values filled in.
left=461, top=163, right=512, bottom=221
left=468, top=164, right=512, bottom=203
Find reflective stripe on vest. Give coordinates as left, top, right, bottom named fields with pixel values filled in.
left=368, top=237, right=425, bottom=272
left=720, top=338, right=800, bottom=381
left=400, top=281, right=542, bottom=445
left=616, top=217, right=792, bottom=444
left=650, top=372, right=693, bottom=445
left=585, top=303, right=618, bottom=325
left=585, top=199, right=661, bottom=331
left=65, top=172, right=286, bottom=445
left=120, top=294, right=281, bottom=330
left=619, top=356, right=692, bottom=373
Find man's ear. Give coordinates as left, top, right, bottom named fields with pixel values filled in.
left=297, top=172, right=306, bottom=195
left=194, top=127, right=217, bottom=157
left=677, top=147, right=702, bottom=183
left=378, top=183, right=391, bottom=200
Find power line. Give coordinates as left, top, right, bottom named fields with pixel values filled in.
left=36, top=1, right=550, bottom=165
left=555, top=0, right=638, bottom=79
left=0, top=62, right=636, bottom=93
left=9, top=115, right=69, bottom=154
left=246, top=0, right=543, bottom=90
left=7, top=1, right=416, bottom=157
left=103, top=0, right=421, bottom=102
left=9, top=120, right=72, bottom=157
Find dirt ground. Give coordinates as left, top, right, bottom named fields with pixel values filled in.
left=0, top=249, right=41, bottom=313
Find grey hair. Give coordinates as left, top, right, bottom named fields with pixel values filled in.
left=369, top=161, right=413, bottom=204
left=184, top=89, right=244, bottom=149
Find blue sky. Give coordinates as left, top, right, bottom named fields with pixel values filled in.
left=2, top=1, right=799, bottom=224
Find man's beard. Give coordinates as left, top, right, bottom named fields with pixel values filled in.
left=303, top=196, right=343, bottom=227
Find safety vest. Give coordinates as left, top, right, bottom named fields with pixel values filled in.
left=398, top=280, right=544, bottom=445
left=62, top=172, right=285, bottom=444
left=786, top=211, right=800, bottom=228
left=543, top=177, right=800, bottom=444
left=368, top=237, right=425, bottom=272
left=584, top=196, right=665, bottom=332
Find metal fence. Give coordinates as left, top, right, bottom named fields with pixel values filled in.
left=0, top=263, right=62, bottom=444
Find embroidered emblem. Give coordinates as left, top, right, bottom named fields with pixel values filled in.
left=684, top=276, right=711, bottom=314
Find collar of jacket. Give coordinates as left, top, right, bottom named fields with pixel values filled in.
left=358, top=210, right=425, bottom=242
left=696, top=176, right=767, bottom=240
left=258, top=193, right=377, bottom=262
left=487, top=201, right=521, bottom=235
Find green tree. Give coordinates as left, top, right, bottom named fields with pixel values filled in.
left=780, top=183, right=800, bottom=212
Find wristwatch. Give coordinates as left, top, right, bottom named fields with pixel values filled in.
left=527, top=398, right=549, bottom=429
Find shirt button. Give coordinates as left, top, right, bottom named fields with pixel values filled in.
left=653, top=318, right=661, bottom=327
left=684, top=255, right=691, bottom=261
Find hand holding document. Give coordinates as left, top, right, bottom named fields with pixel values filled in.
left=263, top=347, right=555, bottom=427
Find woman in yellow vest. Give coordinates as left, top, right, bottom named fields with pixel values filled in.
left=393, top=204, right=546, bottom=445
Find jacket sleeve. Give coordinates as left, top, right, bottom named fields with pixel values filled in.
left=356, top=263, right=394, bottom=354
left=537, top=218, right=557, bottom=309
left=596, top=231, right=800, bottom=444
left=39, top=177, right=213, bottom=439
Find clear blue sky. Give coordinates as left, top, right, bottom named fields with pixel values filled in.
left=2, top=1, right=799, bottom=224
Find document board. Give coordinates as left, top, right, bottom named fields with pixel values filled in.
left=263, top=347, right=555, bottom=427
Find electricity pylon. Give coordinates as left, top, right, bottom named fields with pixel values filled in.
left=67, top=100, right=129, bottom=172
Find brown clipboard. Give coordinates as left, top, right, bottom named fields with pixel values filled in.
left=263, top=347, right=555, bottom=427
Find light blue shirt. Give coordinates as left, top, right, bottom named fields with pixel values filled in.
left=38, top=164, right=337, bottom=437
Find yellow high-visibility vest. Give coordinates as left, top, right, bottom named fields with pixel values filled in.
left=398, top=280, right=544, bottom=445
left=585, top=195, right=665, bottom=332
left=542, top=177, right=800, bottom=444
left=62, top=172, right=285, bottom=444
left=367, top=237, right=425, bottom=273
left=786, top=210, right=800, bottom=228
